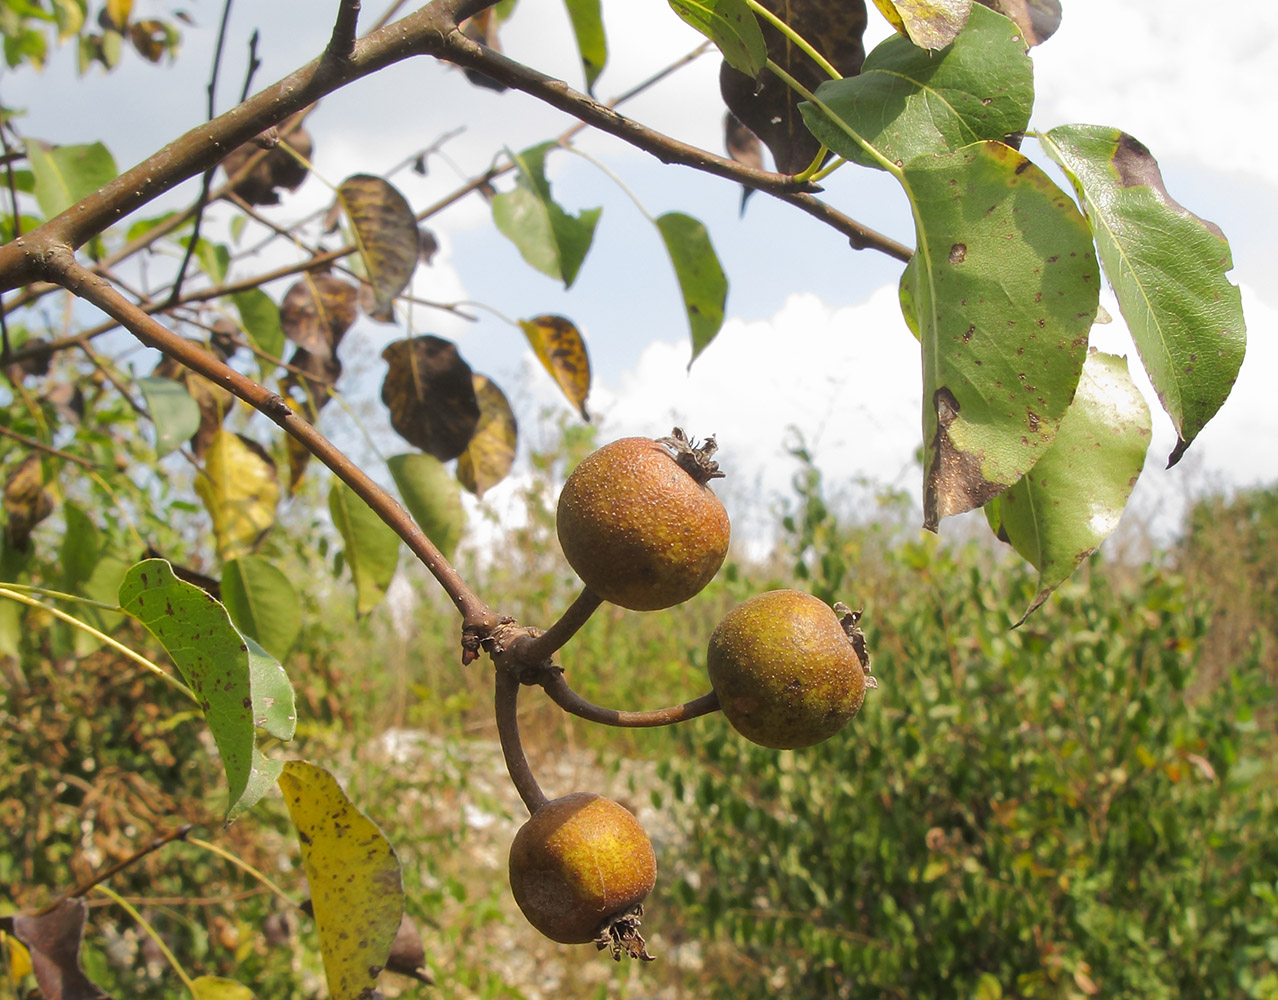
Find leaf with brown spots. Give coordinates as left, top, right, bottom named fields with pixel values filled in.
left=872, top=0, right=972, bottom=50
left=456, top=375, right=517, bottom=498
left=278, top=761, right=403, bottom=1000
left=119, top=558, right=275, bottom=818
left=519, top=314, right=591, bottom=419
left=8, top=900, right=112, bottom=1000
left=338, top=174, right=419, bottom=318
left=380, top=336, right=480, bottom=461
left=719, top=0, right=868, bottom=174
left=1039, top=125, right=1246, bottom=467
left=896, top=142, right=1097, bottom=530
left=986, top=351, right=1151, bottom=625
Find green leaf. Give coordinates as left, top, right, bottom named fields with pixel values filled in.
left=221, top=555, right=301, bottom=663
left=180, top=235, right=230, bottom=283
left=60, top=502, right=101, bottom=592
left=1038, top=125, right=1246, bottom=466
left=232, top=288, right=285, bottom=376
left=118, top=558, right=255, bottom=817
left=871, top=0, right=973, bottom=50
left=985, top=350, right=1151, bottom=624
left=246, top=636, right=296, bottom=741
left=328, top=480, right=400, bottom=615
left=563, top=0, right=606, bottom=92
left=26, top=140, right=117, bottom=219
left=387, top=453, right=465, bottom=562
left=71, top=553, right=129, bottom=656
left=656, top=212, right=728, bottom=365
left=667, top=0, right=766, bottom=77
left=137, top=375, right=201, bottom=457
left=278, top=761, right=403, bottom=1000
left=227, top=746, right=285, bottom=823
left=492, top=142, right=601, bottom=289
left=896, top=142, right=1098, bottom=529
left=802, top=3, right=1031, bottom=170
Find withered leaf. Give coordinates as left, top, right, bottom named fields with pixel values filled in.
left=338, top=174, right=419, bottom=318
left=385, top=913, right=433, bottom=984
left=195, top=431, right=280, bottom=561
left=3, top=452, right=56, bottom=552
left=457, top=375, right=517, bottom=498
left=220, top=127, right=312, bottom=207
left=518, top=314, right=591, bottom=420
left=976, top=0, right=1060, bottom=45
left=381, top=336, right=480, bottom=461
left=280, top=273, right=359, bottom=361
left=460, top=10, right=509, bottom=91
left=418, top=227, right=440, bottom=265
left=724, top=111, right=764, bottom=212
left=128, top=18, right=169, bottom=61
left=11, top=899, right=113, bottom=1000
left=282, top=346, right=342, bottom=419
left=719, top=0, right=868, bottom=174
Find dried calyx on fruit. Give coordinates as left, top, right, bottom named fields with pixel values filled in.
left=555, top=428, right=730, bottom=611
left=508, top=792, right=657, bottom=960
left=707, top=589, right=877, bottom=750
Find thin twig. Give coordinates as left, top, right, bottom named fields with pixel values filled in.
left=0, top=423, right=102, bottom=469
left=538, top=669, right=721, bottom=728
left=328, top=0, right=362, bottom=60
left=495, top=669, right=548, bottom=815
left=517, top=588, right=603, bottom=664
left=33, top=825, right=194, bottom=916
left=168, top=0, right=237, bottom=305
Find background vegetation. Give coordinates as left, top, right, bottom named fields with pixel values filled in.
left=4, top=428, right=1275, bottom=998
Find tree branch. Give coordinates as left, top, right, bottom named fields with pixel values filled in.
left=43, top=248, right=499, bottom=636
left=327, top=0, right=362, bottom=61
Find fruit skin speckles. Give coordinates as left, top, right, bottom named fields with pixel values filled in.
left=556, top=432, right=730, bottom=611
left=508, top=793, right=657, bottom=954
left=707, top=590, right=875, bottom=750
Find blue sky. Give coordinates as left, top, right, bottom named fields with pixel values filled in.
left=4, top=0, right=1275, bottom=544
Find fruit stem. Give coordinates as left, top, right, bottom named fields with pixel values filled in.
left=517, top=587, right=604, bottom=665
left=494, top=669, right=549, bottom=815
left=538, top=670, right=722, bottom=728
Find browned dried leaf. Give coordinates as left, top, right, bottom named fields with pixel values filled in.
left=381, top=336, right=480, bottom=461
left=5, top=337, right=51, bottom=379
left=338, top=174, right=419, bottom=318
left=720, top=0, right=869, bottom=174
left=976, top=0, right=1060, bottom=44
left=457, top=375, right=517, bottom=498
left=518, top=314, right=591, bottom=420
left=280, top=274, right=358, bottom=360
left=220, top=128, right=312, bottom=207
left=460, top=10, right=509, bottom=92
left=724, top=111, right=764, bottom=211
left=385, top=913, right=433, bottom=984
left=282, top=347, right=342, bottom=419
left=3, top=452, right=56, bottom=552
left=11, top=900, right=113, bottom=1000
left=418, top=227, right=440, bottom=265
left=128, top=18, right=168, bottom=61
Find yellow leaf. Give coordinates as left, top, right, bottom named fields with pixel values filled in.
left=278, top=762, right=403, bottom=1000
left=457, top=375, right=517, bottom=498
left=518, top=314, right=591, bottom=419
left=194, top=431, right=279, bottom=561
left=3, top=933, right=33, bottom=984
left=872, top=0, right=972, bottom=49
left=105, top=0, right=133, bottom=29
left=191, top=975, right=255, bottom=999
